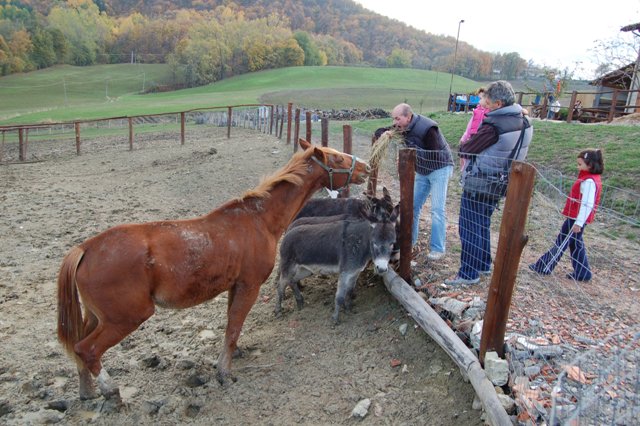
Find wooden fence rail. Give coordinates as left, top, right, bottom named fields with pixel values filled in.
left=451, top=88, right=640, bottom=123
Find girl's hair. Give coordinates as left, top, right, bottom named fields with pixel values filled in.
left=476, top=87, right=485, bottom=95
left=578, top=149, right=604, bottom=174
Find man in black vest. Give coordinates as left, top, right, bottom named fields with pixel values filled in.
left=379, top=103, right=454, bottom=262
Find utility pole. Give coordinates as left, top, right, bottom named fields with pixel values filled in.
left=448, top=19, right=465, bottom=107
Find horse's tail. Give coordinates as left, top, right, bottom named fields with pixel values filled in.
left=57, top=246, right=85, bottom=360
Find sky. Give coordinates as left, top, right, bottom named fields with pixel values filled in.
left=355, top=0, right=640, bottom=79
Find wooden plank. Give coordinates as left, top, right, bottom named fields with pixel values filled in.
left=381, top=269, right=512, bottom=426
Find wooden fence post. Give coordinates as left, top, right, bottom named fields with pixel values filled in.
left=18, top=128, right=26, bottom=161
left=567, top=91, right=578, bottom=123
left=479, top=161, right=536, bottom=363
left=321, top=117, right=329, bottom=147
left=128, top=118, right=133, bottom=151
left=269, top=105, right=275, bottom=135
left=306, top=111, right=312, bottom=143
left=293, top=108, right=300, bottom=153
left=340, top=125, right=352, bottom=198
left=608, top=89, right=619, bottom=122
left=180, top=112, right=185, bottom=145
left=541, top=95, right=549, bottom=119
left=398, top=148, right=416, bottom=283
left=286, top=103, right=293, bottom=144
left=74, top=122, right=81, bottom=156
left=273, top=106, right=278, bottom=136
left=227, top=107, right=232, bottom=139
left=279, top=106, right=285, bottom=139
left=1, top=131, right=5, bottom=162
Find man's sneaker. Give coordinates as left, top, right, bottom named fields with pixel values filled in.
left=479, top=269, right=492, bottom=276
left=444, top=275, right=480, bottom=286
left=427, top=251, right=445, bottom=260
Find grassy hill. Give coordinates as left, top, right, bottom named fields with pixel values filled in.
left=0, top=65, right=479, bottom=125
left=1, top=64, right=639, bottom=193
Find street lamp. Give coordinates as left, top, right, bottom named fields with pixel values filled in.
left=448, top=19, right=464, bottom=109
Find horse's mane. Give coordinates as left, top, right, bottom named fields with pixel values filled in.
left=240, top=148, right=315, bottom=200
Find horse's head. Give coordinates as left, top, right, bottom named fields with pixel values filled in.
left=299, top=138, right=370, bottom=191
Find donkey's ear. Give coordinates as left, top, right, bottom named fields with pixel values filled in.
left=299, top=138, right=312, bottom=150
left=382, top=186, right=392, bottom=202
left=390, top=203, right=400, bottom=222
left=359, top=199, right=373, bottom=217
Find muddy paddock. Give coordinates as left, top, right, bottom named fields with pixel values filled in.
left=0, top=127, right=482, bottom=425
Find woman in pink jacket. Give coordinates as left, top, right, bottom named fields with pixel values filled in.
left=459, top=88, right=489, bottom=171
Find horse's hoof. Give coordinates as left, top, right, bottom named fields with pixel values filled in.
left=216, top=370, right=238, bottom=386
left=79, top=389, right=99, bottom=401
left=99, top=392, right=123, bottom=413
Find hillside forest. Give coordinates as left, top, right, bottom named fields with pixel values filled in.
left=0, top=0, right=531, bottom=87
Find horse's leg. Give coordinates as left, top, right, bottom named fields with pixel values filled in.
left=78, top=310, right=99, bottom=400
left=75, top=301, right=154, bottom=401
left=216, top=282, right=261, bottom=385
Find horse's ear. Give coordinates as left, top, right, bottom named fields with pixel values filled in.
left=299, top=138, right=312, bottom=150
left=312, top=146, right=327, bottom=163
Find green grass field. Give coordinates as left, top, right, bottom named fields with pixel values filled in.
left=0, top=65, right=478, bottom=124
left=1, top=64, right=639, bottom=193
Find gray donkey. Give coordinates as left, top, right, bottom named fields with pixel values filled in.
left=275, top=204, right=399, bottom=324
left=294, top=187, right=394, bottom=222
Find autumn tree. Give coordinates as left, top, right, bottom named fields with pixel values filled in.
left=386, top=48, right=412, bottom=68
left=294, top=30, right=324, bottom=66
left=47, top=0, right=114, bottom=65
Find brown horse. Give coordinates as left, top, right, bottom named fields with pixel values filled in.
left=57, top=139, right=370, bottom=402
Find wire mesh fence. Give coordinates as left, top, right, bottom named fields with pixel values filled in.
left=366, top=139, right=640, bottom=424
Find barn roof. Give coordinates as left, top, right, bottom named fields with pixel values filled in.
left=620, top=23, right=640, bottom=32
left=590, top=63, right=636, bottom=89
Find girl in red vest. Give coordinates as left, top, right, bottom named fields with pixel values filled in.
left=529, top=149, right=604, bottom=281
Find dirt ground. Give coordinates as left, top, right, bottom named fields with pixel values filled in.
left=0, top=127, right=483, bottom=425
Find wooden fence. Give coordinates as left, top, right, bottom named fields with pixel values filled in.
left=450, top=88, right=640, bottom=123
left=0, top=103, right=343, bottom=162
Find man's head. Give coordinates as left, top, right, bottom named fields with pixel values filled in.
left=484, top=80, right=515, bottom=111
left=391, top=103, right=413, bottom=130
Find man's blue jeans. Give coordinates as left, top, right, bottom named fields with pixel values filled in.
left=412, top=165, right=453, bottom=253
left=457, top=191, right=498, bottom=280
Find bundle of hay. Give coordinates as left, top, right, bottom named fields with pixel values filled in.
left=369, top=129, right=404, bottom=173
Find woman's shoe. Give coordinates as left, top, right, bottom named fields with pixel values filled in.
left=444, top=275, right=480, bottom=286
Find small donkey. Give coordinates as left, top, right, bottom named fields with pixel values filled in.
left=275, top=204, right=399, bottom=324
left=294, top=187, right=394, bottom=222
